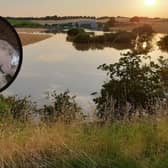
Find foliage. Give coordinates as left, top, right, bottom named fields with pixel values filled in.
left=0, top=95, right=10, bottom=118
left=67, top=28, right=137, bottom=45
left=73, top=32, right=91, bottom=43
left=8, top=19, right=42, bottom=28
left=0, top=95, right=36, bottom=122
left=94, top=52, right=168, bottom=120
left=67, top=28, right=85, bottom=36
left=159, top=56, right=168, bottom=92
left=158, top=35, right=168, bottom=52
left=133, top=24, right=154, bottom=35
left=42, top=91, right=81, bottom=123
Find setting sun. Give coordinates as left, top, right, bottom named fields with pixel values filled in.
left=144, top=0, right=156, bottom=6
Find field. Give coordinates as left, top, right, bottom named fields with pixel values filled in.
left=18, top=33, right=52, bottom=46
left=8, top=19, right=42, bottom=28
left=0, top=118, right=168, bottom=168
left=109, top=22, right=168, bottom=34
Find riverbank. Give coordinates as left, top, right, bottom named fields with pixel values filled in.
left=18, top=32, right=52, bottom=46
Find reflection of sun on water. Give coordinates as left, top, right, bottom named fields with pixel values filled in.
left=144, top=0, right=156, bottom=6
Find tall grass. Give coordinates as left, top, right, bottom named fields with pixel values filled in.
left=0, top=117, right=168, bottom=168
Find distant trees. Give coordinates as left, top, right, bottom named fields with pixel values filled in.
left=94, top=52, right=168, bottom=121
left=67, top=28, right=85, bottom=37
left=106, top=17, right=116, bottom=27
left=130, top=16, right=140, bottom=23
left=104, top=17, right=116, bottom=31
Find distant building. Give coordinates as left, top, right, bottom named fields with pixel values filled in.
left=38, top=19, right=98, bottom=30
left=75, top=19, right=98, bottom=29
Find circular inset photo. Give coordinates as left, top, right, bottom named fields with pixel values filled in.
left=0, top=16, right=22, bottom=92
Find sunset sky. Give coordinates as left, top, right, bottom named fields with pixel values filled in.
left=1, top=0, right=167, bottom=18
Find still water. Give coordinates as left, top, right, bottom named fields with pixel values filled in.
left=5, top=33, right=168, bottom=110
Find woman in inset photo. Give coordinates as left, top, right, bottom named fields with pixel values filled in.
left=0, top=17, right=22, bottom=91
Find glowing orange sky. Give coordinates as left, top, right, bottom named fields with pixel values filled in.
left=1, top=0, right=167, bottom=17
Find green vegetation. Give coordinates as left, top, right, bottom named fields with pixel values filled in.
left=67, top=28, right=136, bottom=45
left=67, top=28, right=88, bottom=37
left=158, top=35, right=168, bottom=52
left=0, top=25, right=167, bottom=167
left=94, top=52, right=168, bottom=120
left=67, top=25, right=154, bottom=48
left=42, top=91, right=82, bottom=123
left=8, top=19, right=42, bottom=28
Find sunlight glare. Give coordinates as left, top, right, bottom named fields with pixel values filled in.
left=144, top=0, right=156, bottom=6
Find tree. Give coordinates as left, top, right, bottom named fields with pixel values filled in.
left=93, top=52, right=168, bottom=121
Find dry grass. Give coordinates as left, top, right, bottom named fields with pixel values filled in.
left=0, top=117, right=168, bottom=167
left=18, top=33, right=52, bottom=46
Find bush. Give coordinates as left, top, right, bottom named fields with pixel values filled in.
left=158, top=35, right=168, bottom=52
left=133, top=24, right=154, bottom=35
left=73, top=32, right=91, bottom=43
left=42, top=91, right=82, bottom=123
left=113, top=31, right=136, bottom=43
left=94, top=52, right=168, bottom=120
left=67, top=28, right=85, bottom=37
left=0, top=95, right=36, bottom=121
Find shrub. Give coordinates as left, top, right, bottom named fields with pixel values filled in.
left=158, top=35, right=168, bottom=52
left=133, top=24, right=154, bottom=35
left=42, top=91, right=82, bottom=123
left=73, top=32, right=91, bottom=43
left=67, top=28, right=85, bottom=37
left=94, top=52, right=168, bottom=120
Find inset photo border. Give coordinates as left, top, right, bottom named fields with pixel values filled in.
left=0, top=16, right=23, bottom=92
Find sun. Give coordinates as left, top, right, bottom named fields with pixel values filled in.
left=144, top=0, right=156, bottom=6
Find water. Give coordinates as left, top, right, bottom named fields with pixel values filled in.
left=4, top=33, right=168, bottom=110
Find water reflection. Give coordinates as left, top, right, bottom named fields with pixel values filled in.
left=5, top=33, right=168, bottom=110
left=72, top=33, right=154, bottom=55
left=73, top=42, right=133, bottom=51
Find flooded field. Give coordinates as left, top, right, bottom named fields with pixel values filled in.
left=5, top=32, right=168, bottom=109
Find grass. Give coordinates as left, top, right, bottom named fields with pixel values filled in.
left=8, top=19, right=42, bottom=28
left=0, top=117, right=168, bottom=167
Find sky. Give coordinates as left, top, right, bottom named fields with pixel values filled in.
left=1, top=0, right=167, bottom=18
